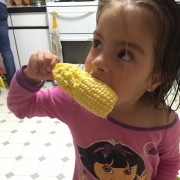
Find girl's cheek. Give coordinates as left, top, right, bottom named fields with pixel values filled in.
left=85, top=56, right=92, bottom=73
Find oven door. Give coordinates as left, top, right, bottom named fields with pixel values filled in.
left=50, top=34, right=93, bottom=64
left=61, top=41, right=91, bottom=64
left=47, top=2, right=97, bottom=64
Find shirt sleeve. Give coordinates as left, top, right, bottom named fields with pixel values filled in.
left=7, top=67, right=73, bottom=122
left=155, top=116, right=180, bottom=180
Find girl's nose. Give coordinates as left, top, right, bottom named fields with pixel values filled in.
left=91, top=54, right=110, bottom=73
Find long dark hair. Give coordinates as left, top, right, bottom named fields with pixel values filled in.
left=97, top=0, right=180, bottom=111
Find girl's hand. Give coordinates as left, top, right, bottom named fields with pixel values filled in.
left=23, top=50, right=59, bottom=84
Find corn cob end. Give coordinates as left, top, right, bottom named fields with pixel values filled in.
left=53, top=63, right=118, bottom=118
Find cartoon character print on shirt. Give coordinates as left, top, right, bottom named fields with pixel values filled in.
left=143, top=142, right=158, bottom=157
left=77, top=140, right=151, bottom=180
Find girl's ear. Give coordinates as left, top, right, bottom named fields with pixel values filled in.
left=146, top=74, right=161, bottom=92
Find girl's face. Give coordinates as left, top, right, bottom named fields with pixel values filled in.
left=85, top=3, right=160, bottom=111
left=94, top=162, right=138, bottom=179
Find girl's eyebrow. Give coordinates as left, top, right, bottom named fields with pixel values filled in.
left=93, top=30, right=102, bottom=37
left=117, top=41, right=145, bottom=55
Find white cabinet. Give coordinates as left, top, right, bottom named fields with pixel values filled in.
left=46, top=1, right=98, bottom=41
left=47, top=6, right=97, bottom=34
left=10, top=12, right=48, bottom=27
left=8, top=11, right=50, bottom=69
left=12, top=29, right=50, bottom=67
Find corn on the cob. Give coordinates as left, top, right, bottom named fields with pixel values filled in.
left=52, top=63, right=118, bottom=118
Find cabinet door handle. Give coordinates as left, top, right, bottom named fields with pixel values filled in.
left=61, top=37, right=92, bottom=41
left=50, top=34, right=93, bottom=41
left=48, top=11, right=95, bottom=20
left=48, top=9, right=96, bottom=13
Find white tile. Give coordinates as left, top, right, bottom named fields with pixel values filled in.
left=0, top=144, right=24, bottom=158
left=0, top=113, right=9, bottom=121
left=35, top=122, right=56, bottom=133
left=13, top=159, right=39, bottom=176
left=0, top=132, right=12, bottom=143
left=176, top=108, right=180, bottom=116
left=10, top=176, right=33, bottom=180
left=50, top=133, right=73, bottom=145
left=16, top=121, right=37, bottom=132
left=0, top=175, right=7, bottom=180
left=37, top=159, right=64, bottom=176
left=62, top=160, right=74, bottom=179
left=0, top=121, right=19, bottom=132
left=24, top=116, right=41, bottom=122
left=0, top=144, right=3, bottom=151
left=29, top=133, right=51, bottom=144
left=60, top=177, right=72, bottom=180
left=0, top=89, right=74, bottom=178
left=5, top=113, right=21, bottom=122
left=36, top=177, right=58, bottom=180
left=0, top=104, right=9, bottom=113
left=61, top=146, right=75, bottom=179
left=44, top=145, right=67, bottom=159
left=9, top=132, right=31, bottom=144
left=0, top=158, right=16, bottom=174
left=40, top=117, right=59, bottom=123
left=0, top=87, right=8, bottom=95
left=54, top=123, right=71, bottom=134
left=66, top=146, right=75, bottom=162
left=0, top=98, right=8, bottom=104
left=22, top=144, right=46, bottom=158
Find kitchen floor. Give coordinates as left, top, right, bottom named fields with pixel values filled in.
left=0, top=82, right=75, bottom=180
left=0, top=82, right=180, bottom=180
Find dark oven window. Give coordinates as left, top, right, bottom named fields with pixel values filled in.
left=62, top=41, right=92, bottom=64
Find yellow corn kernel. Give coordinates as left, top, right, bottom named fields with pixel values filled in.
left=52, top=63, right=118, bottom=118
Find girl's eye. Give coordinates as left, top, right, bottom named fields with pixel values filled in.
left=124, top=168, right=134, bottom=175
left=118, top=49, right=132, bottom=61
left=102, top=165, right=113, bottom=174
left=92, top=39, right=102, bottom=49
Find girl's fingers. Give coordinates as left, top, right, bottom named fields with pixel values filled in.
left=36, top=50, right=48, bottom=73
left=28, top=51, right=60, bottom=79
left=28, top=53, right=39, bottom=73
left=47, top=55, right=60, bottom=72
left=34, top=50, right=52, bottom=74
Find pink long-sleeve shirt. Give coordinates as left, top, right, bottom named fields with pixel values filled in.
left=7, top=69, right=180, bottom=180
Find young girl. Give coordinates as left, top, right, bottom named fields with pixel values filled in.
left=7, top=0, right=180, bottom=179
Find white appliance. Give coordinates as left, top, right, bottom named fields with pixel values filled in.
left=46, top=1, right=98, bottom=64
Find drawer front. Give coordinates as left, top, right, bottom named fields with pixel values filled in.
left=47, top=6, right=97, bottom=34
left=9, top=12, right=48, bottom=27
